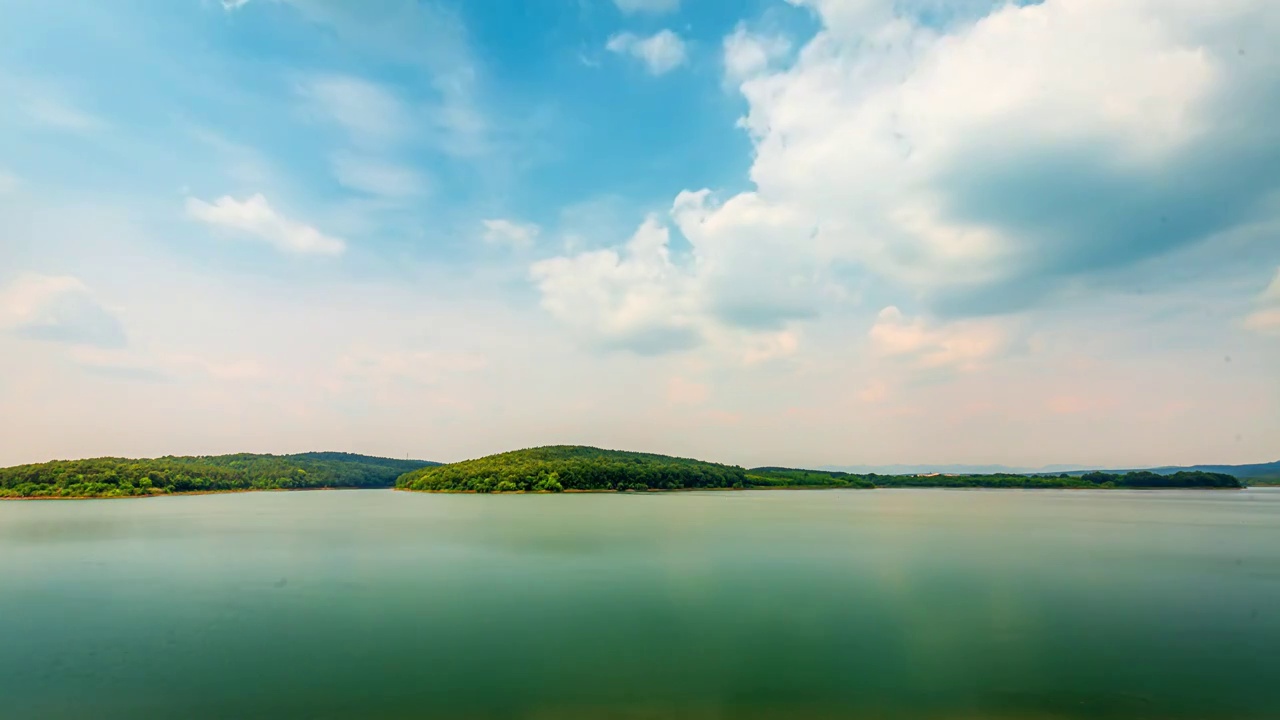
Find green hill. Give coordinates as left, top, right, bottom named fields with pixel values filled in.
left=0, top=452, right=438, bottom=499
left=396, top=445, right=749, bottom=493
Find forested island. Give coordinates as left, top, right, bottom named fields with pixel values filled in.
left=396, top=446, right=747, bottom=493
left=1, top=446, right=1247, bottom=498
left=0, top=452, right=435, bottom=498
left=395, top=446, right=1242, bottom=494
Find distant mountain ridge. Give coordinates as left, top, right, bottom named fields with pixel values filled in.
left=1107, top=461, right=1280, bottom=480
left=819, top=460, right=1280, bottom=479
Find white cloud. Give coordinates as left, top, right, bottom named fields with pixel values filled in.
left=607, top=30, right=688, bottom=75
left=20, top=95, right=102, bottom=132
left=539, top=0, right=1280, bottom=353
left=868, top=306, right=1010, bottom=372
left=704, top=0, right=1280, bottom=314
left=531, top=191, right=821, bottom=351
left=299, top=67, right=492, bottom=161
left=672, top=189, right=820, bottom=329
left=1261, top=267, right=1280, bottom=304
left=0, top=274, right=126, bottom=348
left=286, top=7, right=493, bottom=159
left=331, top=152, right=428, bottom=198
left=613, top=0, right=680, bottom=15
left=299, top=75, right=410, bottom=147
left=481, top=219, right=540, bottom=249
left=723, top=25, right=790, bottom=82
left=1244, top=266, right=1280, bottom=334
left=0, top=170, right=18, bottom=194
left=530, top=217, right=699, bottom=353
left=186, top=194, right=347, bottom=256
left=1243, top=308, right=1280, bottom=334
left=221, top=0, right=251, bottom=8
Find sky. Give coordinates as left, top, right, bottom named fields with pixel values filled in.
left=1, top=0, right=1278, bottom=470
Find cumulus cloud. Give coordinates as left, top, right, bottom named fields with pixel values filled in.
left=535, top=0, right=1280, bottom=354
left=672, top=190, right=821, bottom=329
left=722, top=25, right=790, bottom=82
left=726, top=0, right=1280, bottom=315
left=0, top=274, right=127, bottom=348
left=529, top=217, right=699, bottom=353
left=606, top=30, right=688, bottom=75
left=186, top=194, right=347, bottom=256
left=530, top=189, right=827, bottom=353
left=613, top=0, right=680, bottom=15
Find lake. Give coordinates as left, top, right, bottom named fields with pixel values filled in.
left=1, top=488, right=1278, bottom=719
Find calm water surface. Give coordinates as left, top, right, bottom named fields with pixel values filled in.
left=1, top=489, right=1278, bottom=719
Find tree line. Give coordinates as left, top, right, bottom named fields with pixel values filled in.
left=751, top=469, right=1241, bottom=490
left=0, top=453, right=435, bottom=498
left=1, top=446, right=1242, bottom=498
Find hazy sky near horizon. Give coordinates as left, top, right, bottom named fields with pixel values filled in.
left=2, top=0, right=1278, bottom=469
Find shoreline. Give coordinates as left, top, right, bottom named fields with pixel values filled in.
left=0, top=487, right=370, bottom=502
left=2, top=484, right=1255, bottom=502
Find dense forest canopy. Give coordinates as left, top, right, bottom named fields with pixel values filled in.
left=1, top=446, right=1246, bottom=498
left=0, top=453, right=436, bottom=498
left=397, top=446, right=749, bottom=493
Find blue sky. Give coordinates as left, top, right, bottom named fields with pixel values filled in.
left=1, top=0, right=1278, bottom=469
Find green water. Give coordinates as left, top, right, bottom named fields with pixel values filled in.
left=1, top=489, right=1278, bottom=720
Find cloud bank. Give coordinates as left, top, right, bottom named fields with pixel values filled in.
left=536, top=0, right=1280, bottom=352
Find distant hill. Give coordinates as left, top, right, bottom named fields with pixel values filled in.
left=757, top=466, right=1240, bottom=490
left=287, top=451, right=439, bottom=473
left=0, top=452, right=438, bottom=499
left=1127, top=461, right=1280, bottom=480
left=819, top=463, right=1076, bottom=475
left=820, top=460, right=1279, bottom=480
left=397, top=445, right=748, bottom=493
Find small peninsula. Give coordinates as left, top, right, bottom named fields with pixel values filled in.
left=1, top=446, right=1249, bottom=499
